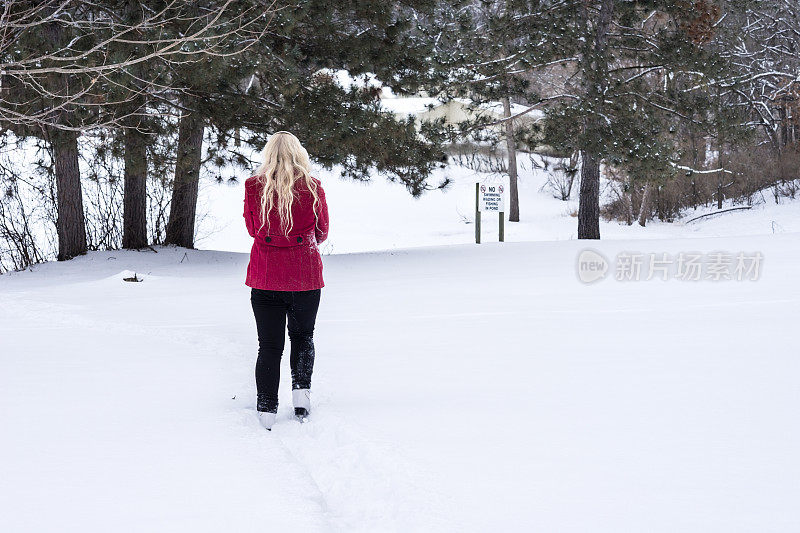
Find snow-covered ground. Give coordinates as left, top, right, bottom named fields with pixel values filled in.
left=3, top=151, right=800, bottom=531
left=2, top=229, right=799, bottom=531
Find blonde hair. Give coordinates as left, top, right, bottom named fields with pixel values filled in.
left=254, top=131, right=319, bottom=235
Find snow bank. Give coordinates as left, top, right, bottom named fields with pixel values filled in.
left=2, top=233, right=798, bottom=531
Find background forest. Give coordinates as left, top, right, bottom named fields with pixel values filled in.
left=1, top=0, right=799, bottom=272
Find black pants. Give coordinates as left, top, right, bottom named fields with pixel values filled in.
left=250, top=288, right=321, bottom=413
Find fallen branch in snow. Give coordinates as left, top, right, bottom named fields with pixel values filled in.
left=684, top=206, right=752, bottom=224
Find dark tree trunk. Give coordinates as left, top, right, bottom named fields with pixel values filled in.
left=122, top=115, right=148, bottom=249
left=716, top=88, right=726, bottom=210
left=165, top=107, right=204, bottom=248
left=50, top=128, right=88, bottom=260
left=779, top=107, right=788, bottom=149
left=578, top=150, right=600, bottom=239
left=716, top=142, right=725, bottom=210
left=43, top=15, right=87, bottom=260
left=576, top=0, right=613, bottom=240
left=501, top=96, right=520, bottom=222
left=122, top=0, right=148, bottom=250
left=689, top=129, right=701, bottom=208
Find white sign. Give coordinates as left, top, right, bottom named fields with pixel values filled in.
left=478, top=183, right=506, bottom=212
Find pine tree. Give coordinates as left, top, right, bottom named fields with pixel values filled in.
left=1, top=2, right=93, bottom=260
left=423, top=0, right=575, bottom=222
left=157, top=0, right=452, bottom=248
left=119, top=1, right=150, bottom=250
left=0, top=0, right=268, bottom=255
left=541, top=1, right=741, bottom=238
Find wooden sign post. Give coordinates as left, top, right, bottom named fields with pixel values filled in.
left=476, top=182, right=506, bottom=244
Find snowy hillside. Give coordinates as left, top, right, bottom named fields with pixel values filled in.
left=2, top=231, right=799, bottom=531
left=195, top=154, right=800, bottom=256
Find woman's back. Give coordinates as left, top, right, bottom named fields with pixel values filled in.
left=243, top=175, right=329, bottom=291
left=244, top=177, right=322, bottom=239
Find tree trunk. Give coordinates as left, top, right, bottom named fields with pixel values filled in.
left=165, top=106, right=204, bottom=248
left=638, top=182, right=651, bottom=227
left=122, top=115, right=148, bottom=249
left=779, top=106, right=788, bottom=149
left=43, top=16, right=87, bottom=261
left=576, top=0, right=613, bottom=240
left=716, top=159, right=724, bottom=209
left=50, top=128, right=88, bottom=260
left=121, top=0, right=148, bottom=250
left=578, top=150, right=600, bottom=239
left=501, top=96, right=520, bottom=222
left=716, top=88, right=725, bottom=210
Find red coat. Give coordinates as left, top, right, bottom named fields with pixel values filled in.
left=243, top=176, right=329, bottom=291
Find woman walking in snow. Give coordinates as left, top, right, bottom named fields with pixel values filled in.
left=243, top=131, right=329, bottom=431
